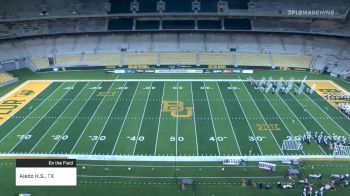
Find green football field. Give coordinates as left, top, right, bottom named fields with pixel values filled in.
left=0, top=79, right=349, bottom=157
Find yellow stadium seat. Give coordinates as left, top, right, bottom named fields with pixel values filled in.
left=272, top=55, right=312, bottom=68
left=160, top=53, right=196, bottom=65
left=123, top=53, right=157, bottom=65
left=199, top=53, right=233, bottom=65
left=236, top=53, right=271, bottom=67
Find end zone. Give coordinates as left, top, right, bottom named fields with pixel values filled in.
left=0, top=81, right=52, bottom=125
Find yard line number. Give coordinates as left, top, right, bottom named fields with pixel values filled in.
left=249, top=136, right=266, bottom=142
left=89, top=135, right=106, bottom=141
left=170, top=136, right=184, bottom=142
left=127, top=136, right=144, bottom=141
left=17, top=135, right=31, bottom=140
left=52, top=135, right=69, bottom=140
left=209, top=136, right=227, bottom=142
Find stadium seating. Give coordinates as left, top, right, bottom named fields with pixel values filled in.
left=56, top=55, right=81, bottom=66
left=160, top=53, right=196, bottom=65
left=199, top=53, right=233, bottom=65
left=31, top=57, right=50, bottom=69
left=82, top=54, right=120, bottom=66
left=123, top=53, right=157, bottom=65
left=0, top=72, right=14, bottom=83
left=236, top=53, right=270, bottom=67
left=272, top=55, right=312, bottom=68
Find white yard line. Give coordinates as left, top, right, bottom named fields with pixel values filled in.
left=228, top=82, right=263, bottom=155
left=258, top=89, right=306, bottom=155
left=0, top=82, right=64, bottom=145
left=89, top=82, right=131, bottom=154
left=203, top=82, right=221, bottom=156
left=132, top=82, right=153, bottom=155
left=297, top=83, right=350, bottom=137
left=48, top=82, right=103, bottom=154
left=71, top=81, right=121, bottom=154
left=288, top=89, right=332, bottom=137
left=29, top=82, right=90, bottom=153
left=216, top=82, right=242, bottom=156
left=190, top=82, right=199, bottom=156
left=111, top=82, right=140, bottom=155
left=9, top=82, right=76, bottom=152
left=275, top=92, right=326, bottom=155
left=153, top=82, right=165, bottom=155
left=240, top=82, right=284, bottom=155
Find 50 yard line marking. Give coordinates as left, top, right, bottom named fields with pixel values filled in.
left=241, top=82, right=284, bottom=155
left=88, top=82, right=128, bottom=154
left=203, top=82, right=221, bottom=156
left=0, top=83, right=65, bottom=146
left=216, top=82, right=242, bottom=156
left=190, top=82, right=199, bottom=156
left=153, top=82, right=165, bottom=155
left=48, top=82, right=103, bottom=154
left=132, top=82, right=153, bottom=155
left=29, top=82, right=90, bottom=153
left=69, top=81, right=120, bottom=153
left=9, top=82, right=77, bottom=153
left=111, top=82, right=140, bottom=155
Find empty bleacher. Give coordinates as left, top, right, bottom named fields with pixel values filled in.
left=123, top=53, right=157, bottom=65
left=160, top=53, right=196, bottom=65
left=272, top=55, right=312, bottom=68
left=199, top=53, right=233, bottom=65
left=31, top=57, right=50, bottom=69
left=236, top=53, right=270, bottom=67
left=56, top=55, right=81, bottom=66
left=0, top=72, right=14, bottom=83
left=82, top=54, right=120, bottom=66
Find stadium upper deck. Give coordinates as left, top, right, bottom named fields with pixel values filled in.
left=0, top=0, right=349, bottom=38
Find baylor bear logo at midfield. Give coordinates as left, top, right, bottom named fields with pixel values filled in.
left=162, top=101, right=193, bottom=118
left=14, top=90, right=35, bottom=97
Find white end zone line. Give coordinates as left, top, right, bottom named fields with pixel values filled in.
left=0, top=153, right=348, bottom=162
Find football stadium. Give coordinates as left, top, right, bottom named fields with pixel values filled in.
left=0, top=0, right=350, bottom=195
